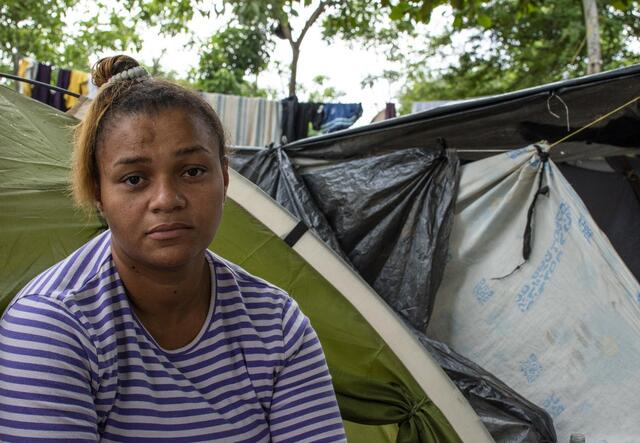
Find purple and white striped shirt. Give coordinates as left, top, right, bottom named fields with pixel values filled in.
left=0, top=230, right=346, bottom=442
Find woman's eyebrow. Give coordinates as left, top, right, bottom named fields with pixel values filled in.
left=114, top=155, right=151, bottom=166
left=175, top=145, right=210, bottom=156
left=113, top=146, right=210, bottom=167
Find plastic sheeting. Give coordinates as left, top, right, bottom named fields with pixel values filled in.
left=231, top=145, right=556, bottom=442
left=418, top=334, right=556, bottom=443
left=233, top=147, right=346, bottom=259
left=428, top=144, right=640, bottom=443
left=236, top=145, right=458, bottom=331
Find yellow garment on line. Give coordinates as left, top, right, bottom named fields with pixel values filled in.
left=17, top=59, right=34, bottom=97
left=65, top=70, right=89, bottom=110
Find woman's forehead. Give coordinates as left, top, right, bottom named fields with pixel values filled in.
left=100, top=109, right=219, bottom=155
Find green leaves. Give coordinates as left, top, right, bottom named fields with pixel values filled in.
left=390, top=2, right=410, bottom=20
left=477, top=13, right=492, bottom=28
left=193, top=25, right=272, bottom=96
left=1, top=0, right=140, bottom=71
left=398, top=0, right=640, bottom=112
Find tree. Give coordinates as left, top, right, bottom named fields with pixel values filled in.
left=220, top=0, right=416, bottom=97
left=582, top=0, right=603, bottom=74
left=0, top=0, right=142, bottom=75
left=192, top=25, right=272, bottom=96
left=395, top=0, right=640, bottom=112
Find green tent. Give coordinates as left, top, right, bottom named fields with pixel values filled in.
left=0, top=85, right=492, bottom=442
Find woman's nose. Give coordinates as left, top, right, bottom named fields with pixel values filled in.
left=149, top=177, right=186, bottom=213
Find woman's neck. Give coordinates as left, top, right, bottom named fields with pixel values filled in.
left=112, top=248, right=212, bottom=350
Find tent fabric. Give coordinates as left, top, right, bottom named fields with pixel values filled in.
left=231, top=144, right=556, bottom=442
left=0, top=85, right=471, bottom=443
left=214, top=199, right=469, bottom=443
left=0, top=86, right=101, bottom=313
left=332, top=369, right=459, bottom=443
left=428, top=144, right=640, bottom=443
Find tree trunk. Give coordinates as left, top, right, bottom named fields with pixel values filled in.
left=289, top=45, right=299, bottom=97
left=281, top=1, right=329, bottom=97
left=582, top=0, right=602, bottom=74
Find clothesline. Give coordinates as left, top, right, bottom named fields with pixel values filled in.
left=5, top=63, right=366, bottom=147
left=0, top=72, right=80, bottom=98
left=15, top=57, right=91, bottom=111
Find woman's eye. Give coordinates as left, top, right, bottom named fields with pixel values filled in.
left=124, top=175, right=143, bottom=186
left=184, top=167, right=204, bottom=177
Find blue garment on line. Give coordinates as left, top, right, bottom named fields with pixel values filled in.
left=320, top=103, right=363, bottom=133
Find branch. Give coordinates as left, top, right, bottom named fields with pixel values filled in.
left=279, top=18, right=295, bottom=46
left=294, top=0, right=330, bottom=49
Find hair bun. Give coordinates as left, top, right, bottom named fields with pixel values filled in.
left=92, top=55, right=141, bottom=87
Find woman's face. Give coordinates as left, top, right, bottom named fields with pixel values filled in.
left=96, top=108, right=228, bottom=272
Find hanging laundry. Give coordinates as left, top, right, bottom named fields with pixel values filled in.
left=279, top=96, right=324, bottom=143
left=299, top=102, right=323, bottom=137
left=50, top=69, right=72, bottom=111
left=30, top=63, right=52, bottom=105
left=280, top=96, right=298, bottom=143
left=65, top=70, right=89, bottom=110
left=385, top=102, right=397, bottom=119
left=17, top=58, right=37, bottom=97
left=319, top=103, right=363, bottom=133
left=201, top=92, right=282, bottom=147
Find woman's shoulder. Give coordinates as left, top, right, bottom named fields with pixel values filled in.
left=14, top=230, right=113, bottom=307
left=206, top=250, right=296, bottom=312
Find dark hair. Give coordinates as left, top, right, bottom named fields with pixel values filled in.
left=72, top=54, right=227, bottom=211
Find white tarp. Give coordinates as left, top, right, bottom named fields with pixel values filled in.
left=428, top=144, right=640, bottom=443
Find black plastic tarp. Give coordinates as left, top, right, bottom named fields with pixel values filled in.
left=418, top=332, right=556, bottom=443
left=234, top=144, right=457, bottom=331
left=230, top=145, right=556, bottom=443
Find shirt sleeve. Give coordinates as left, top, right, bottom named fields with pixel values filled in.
left=0, top=295, right=99, bottom=442
left=268, top=297, right=347, bottom=443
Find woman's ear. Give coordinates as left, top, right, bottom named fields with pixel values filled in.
left=95, top=186, right=104, bottom=216
left=94, top=187, right=103, bottom=211
left=222, top=156, right=230, bottom=201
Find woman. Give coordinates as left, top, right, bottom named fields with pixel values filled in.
left=0, top=55, right=346, bottom=442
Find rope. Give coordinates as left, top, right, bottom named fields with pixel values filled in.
left=547, top=91, right=571, bottom=132
left=0, top=72, right=81, bottom=98
left=548, top=94, right=640, bottom=150
left=492, top=144, right=549, bottom=281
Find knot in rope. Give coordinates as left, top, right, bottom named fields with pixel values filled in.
left=535, top=144, right=550, bottom=163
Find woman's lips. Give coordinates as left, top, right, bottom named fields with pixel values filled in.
left=146, top=223, right=193, bottom=240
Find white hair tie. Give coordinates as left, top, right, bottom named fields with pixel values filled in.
left=107, top=66, right=149, bottom=84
